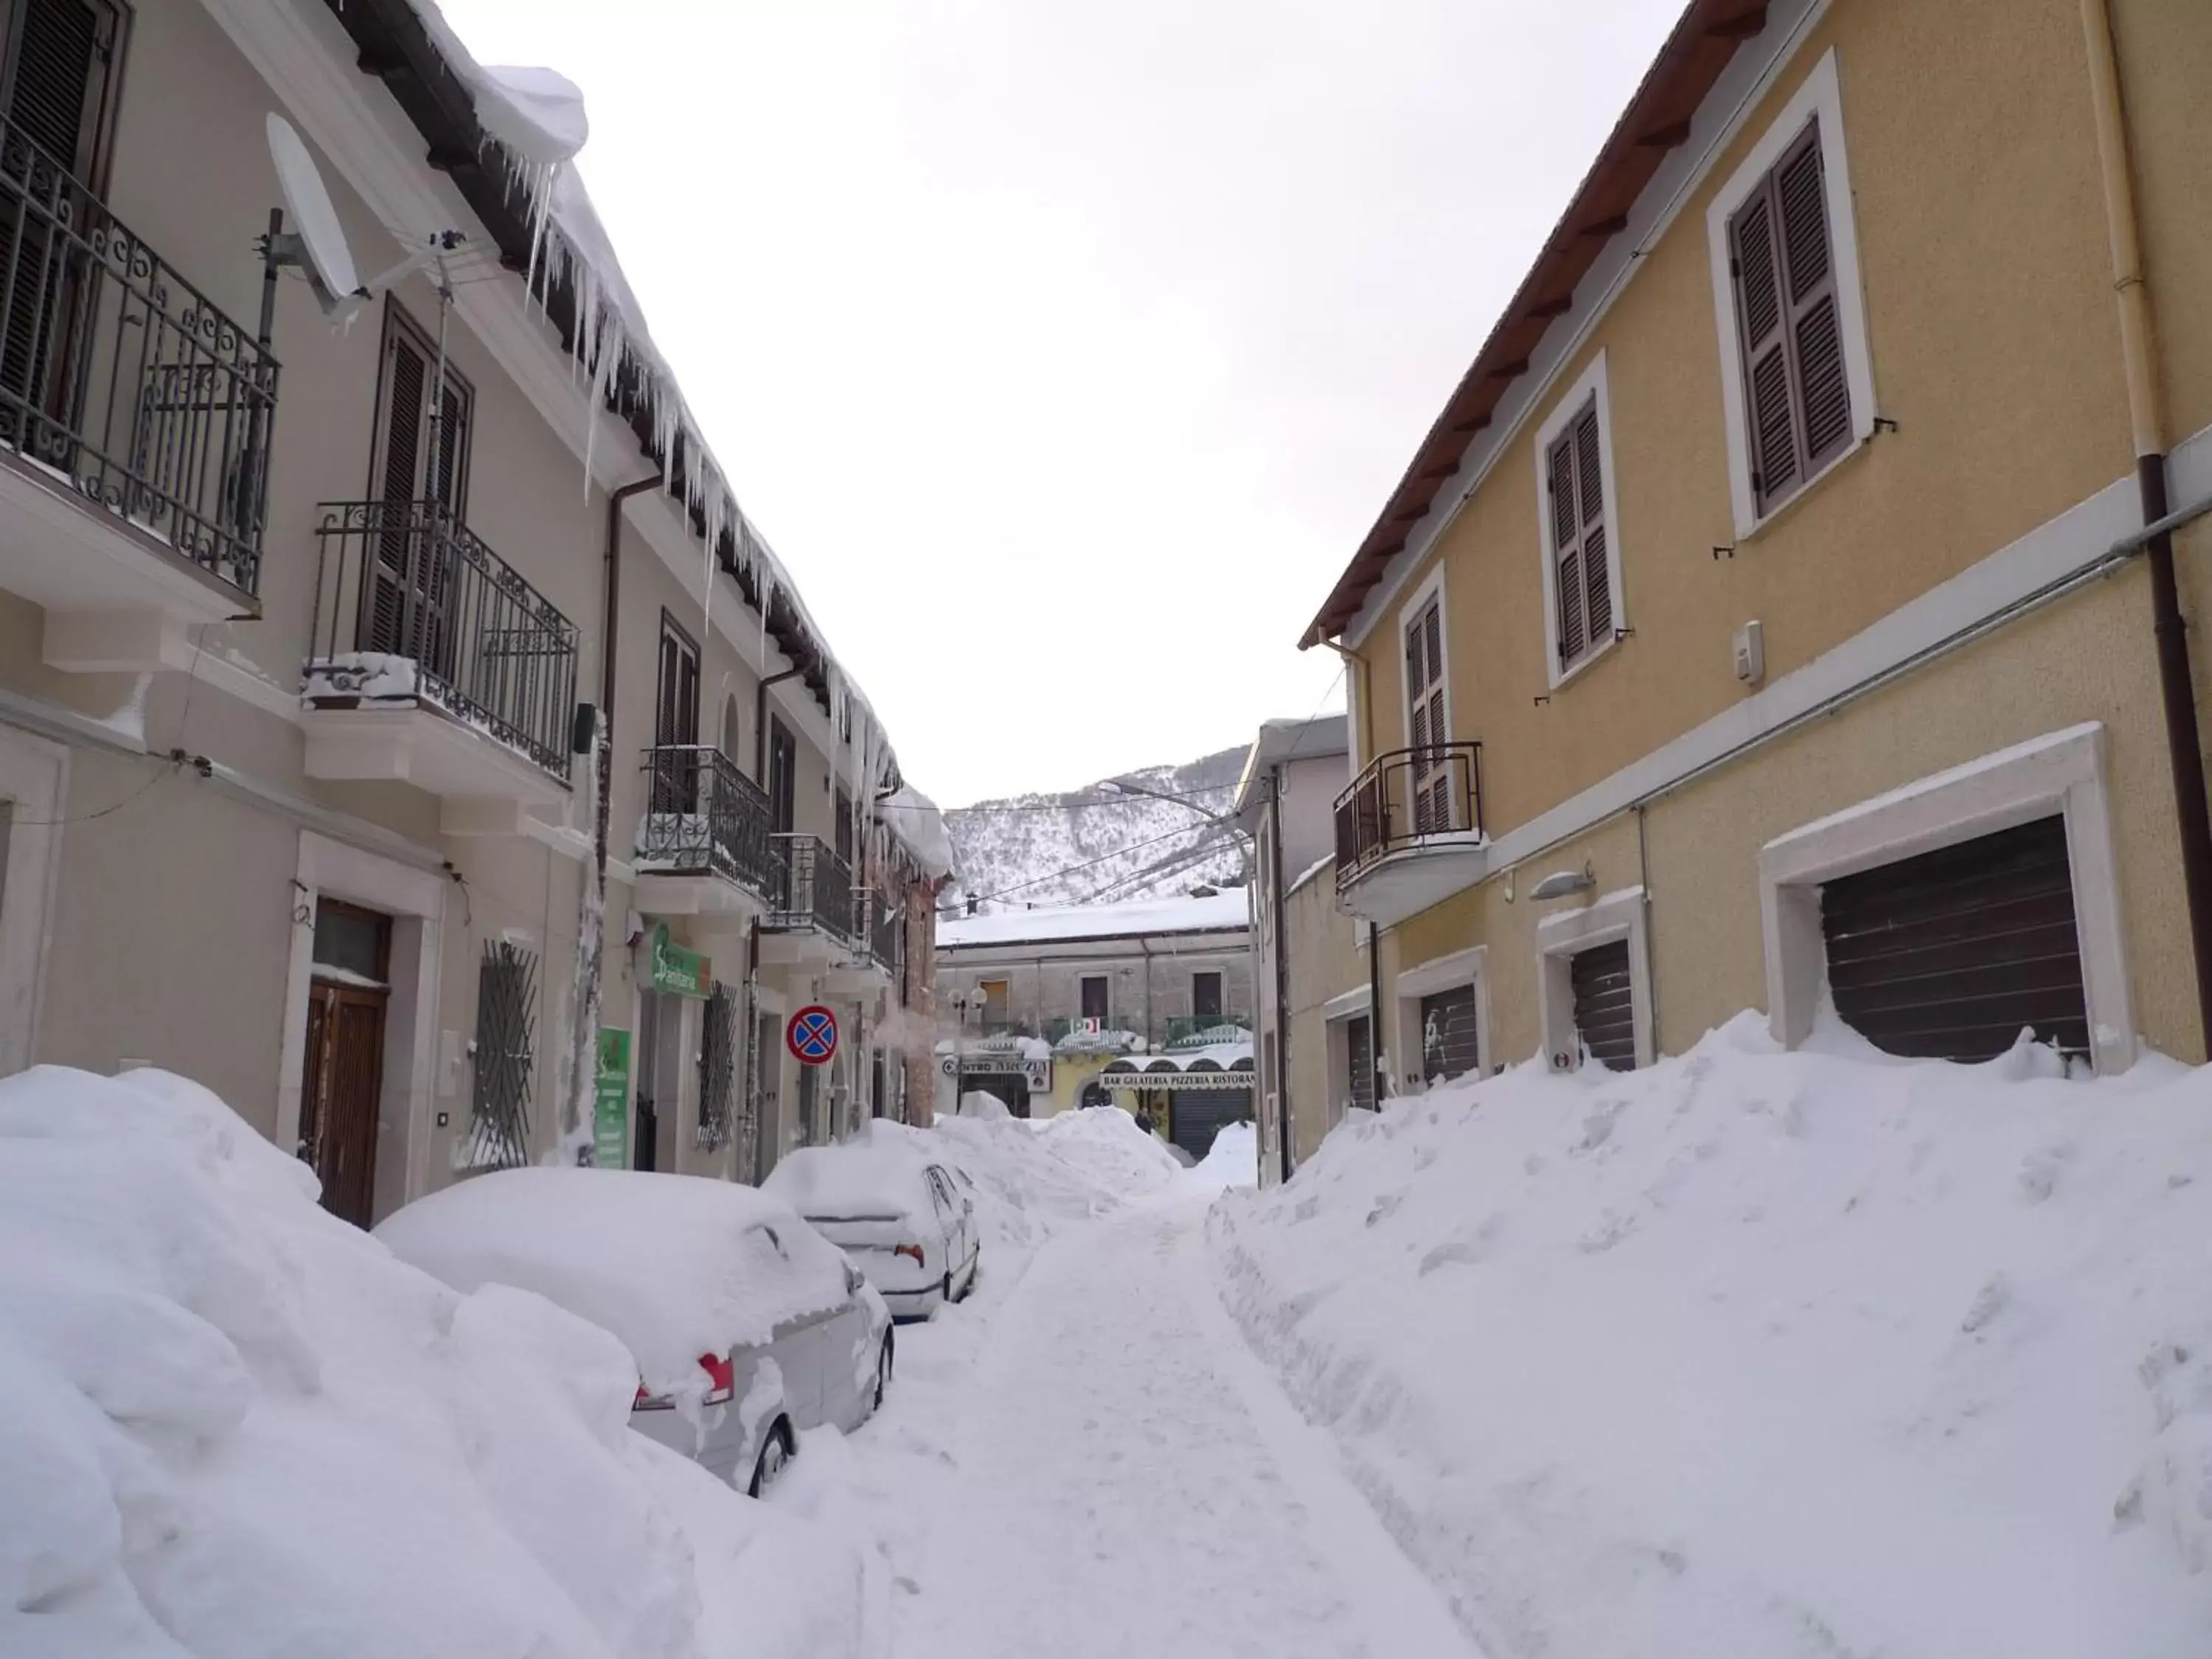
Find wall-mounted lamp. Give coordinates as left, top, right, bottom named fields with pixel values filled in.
left=1528, top=863, right=1595, bottom=902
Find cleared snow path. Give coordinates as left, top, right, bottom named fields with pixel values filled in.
left=890, top=1196, right=1482, bottom=1659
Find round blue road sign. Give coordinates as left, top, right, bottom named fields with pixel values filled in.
left=787, top=1005, right=838, bottom=1065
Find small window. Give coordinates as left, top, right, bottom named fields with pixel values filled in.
left=1545, top=397, right=1613, bottom=670
left=1079, top=975, right=1109, bottom=1021
left=1727, top=117, right=1851, bottom=518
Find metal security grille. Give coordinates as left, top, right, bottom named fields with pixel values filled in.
left=1419, top=984, right=1481, bottom=1084
left=467, top=941, right=536, bottom=1168
left=1570, top=939, right=1637, bottom=1072
left=698, top=982, right=740, bottom=1151
left=1820, top=815, right=2089, bottom=1063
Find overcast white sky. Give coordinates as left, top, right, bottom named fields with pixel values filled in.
left=437, top=0, right=1680, bottom=807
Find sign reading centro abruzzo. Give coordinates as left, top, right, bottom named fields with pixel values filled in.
left=787, top=1005, right=838, bottom=1065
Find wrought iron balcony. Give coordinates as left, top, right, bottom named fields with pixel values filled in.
left=1165, top=1014, right=1251, bottom=1048
left=855, top=888, right=904, bottom=975
left=768, top=834, right=857, bottom=941
left=307, top=500, right=580, bottom=782
left=0, top=116, right=278, bottom=594
left=1335, top=741, right=1484, bottom=891
left=636, top=745, right=782, bottom=901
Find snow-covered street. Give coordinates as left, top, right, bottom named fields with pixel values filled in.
left=861, top=1198, right=1476, bottom=1659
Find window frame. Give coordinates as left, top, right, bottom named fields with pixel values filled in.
left=1705, top=48, right=1876, bottom=541
left=1191, top=970, right=1223, bottom=1021
left=1531, top=351, right=1627, bottom=689
left=366, top=297, right=476, bottom=519
left=1535, top=885, right=1653, bottom=1072
left=1079, top=974, right=1110, bottom=1023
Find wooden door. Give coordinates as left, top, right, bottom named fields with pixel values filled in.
left=300, top=979, right=386, bottom=1227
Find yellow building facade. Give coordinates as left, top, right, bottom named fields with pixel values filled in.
left=1292, top=0, right=2212, bottom=1158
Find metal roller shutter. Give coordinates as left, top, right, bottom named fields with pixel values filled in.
left=1570, top=940, right=1637, bottom=1072
left=1819, top=815, right=2088, bottom=1063
left=1419, top=985, right=1481, bottom=1084
left=1170, top=1089, right=1245, bottom=1159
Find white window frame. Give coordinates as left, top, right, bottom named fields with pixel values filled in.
left=1537, top=885, right=1655, bottom=1071
left=0, top=724, right=67, bottom=1074
left=1396, top=563, right=1452, bottom=758
left=1532, top=350, right=1628, bottom=689
left=1393, top=943, right=1491, bottom=1092
left=1321, top=986, right=1374, bottom=1127
left=1706, top=47, right=1877, bottom=541
left=1758, top=722, right=2135, bottom=1075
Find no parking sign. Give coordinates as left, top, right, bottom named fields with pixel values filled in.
left=787, top=1005, right=838, bottom=1065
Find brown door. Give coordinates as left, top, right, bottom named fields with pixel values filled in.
left=300, top=978, right=387, bottom=1227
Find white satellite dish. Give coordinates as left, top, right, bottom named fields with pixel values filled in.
left=265, top=114, right=365, bottom=319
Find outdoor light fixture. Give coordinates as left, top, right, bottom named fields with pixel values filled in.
left=1528, top=865, right=1596, bottom=902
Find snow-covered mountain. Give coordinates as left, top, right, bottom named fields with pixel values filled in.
left=943, top=748, right=1248, bottom=911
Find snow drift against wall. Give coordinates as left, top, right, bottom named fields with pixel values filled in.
left=0, top=1066, right=879, bottom=1659
left=1208, top=1015, right=2212, bottom=1659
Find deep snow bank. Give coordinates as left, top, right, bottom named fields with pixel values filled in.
left=0, top=1066, right=877, bottom=1659
left=1208, top=1015, right=2212, bottom=1659
left=1188, top=1119, right=1258, bottom=1194
left=928, top=1107, right=1181, bottom=1267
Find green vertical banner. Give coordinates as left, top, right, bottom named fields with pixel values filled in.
left=594, top=1028, right=632, bottom=1169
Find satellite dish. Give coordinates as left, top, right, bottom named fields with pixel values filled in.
left=265, top=114, right=365, bottom=319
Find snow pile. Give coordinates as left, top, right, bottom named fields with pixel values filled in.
left=930, top=1107, right=1180, bottom=1267
left=877, top=785, right=956, bottom=880
left=950, top=1089, right=1012, bottom=1121
left=1187, top=1120, right=1258, bottom=1194
left=375, top=1169, right=849, bottom=1411
left=1208, top=1015, right=2212, bottom=1658
left=0, top=1065, right=879, bottom=1659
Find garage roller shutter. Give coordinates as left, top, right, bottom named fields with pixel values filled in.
left=1570, top=940, right=1637, bottom=1071
left=1819, top=815, right=2088, bottom=1063
left=1419, top=985, right=1481, bottom=1084
left=1346, top=1015, right=1375, bottom=1112
left=1170, top=1090, right=1245, bottom=1159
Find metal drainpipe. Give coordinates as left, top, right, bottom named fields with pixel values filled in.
left=568, top=473, right=660, bottom=1147
left=1269, top=764, right=1293, bottom=1181
left=1367, top=921, right=1384, bottom=1106
left=2079, top=0, right=2212, bottom=1053
left=754, top=664, right=805, bottom=784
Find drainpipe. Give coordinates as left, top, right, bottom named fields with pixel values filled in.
left=1316, top=639, right=1375, bottom=765
left=566, top=473, right=661, bottom=1152
left=1268, top=764, right=1293, bottom=1181
left=2079, top=0, right=2212, bottom=1053
left=754, top=664, right=804, bottom=784
left=1366, top=920, right=1384, bottom=1107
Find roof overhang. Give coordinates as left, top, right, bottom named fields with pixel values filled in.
left=1298, top=0, right=1773, bottom=649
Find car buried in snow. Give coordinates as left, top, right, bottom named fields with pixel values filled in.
left=764, top=1130, right=981, bottom=1321
left=375, top=1167, right=891, bottom=1496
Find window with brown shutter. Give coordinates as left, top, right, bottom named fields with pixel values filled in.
left=1728, top=118, right=1850, bottom=518
left=1546, top=395, right=1612, bottom=671
left=1404, top=594, right=1449, bottom=832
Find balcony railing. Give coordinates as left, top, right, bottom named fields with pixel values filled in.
left=307, top=500, right=580, bottom=781
left=855, top=889, right=904, bottom=974
left=0, top=117, right=278, bottom=592
left=1166, top=1014, right=1251, bottom=1048
left=1046, top=1015, right=1133, bottom=1046
left=1334, top=741, right=1484, bottom=889
left=768, top=834, right=856, bottom=941
left=636, top=745, right=782, bottom=900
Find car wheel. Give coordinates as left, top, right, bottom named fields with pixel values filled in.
left=872, top=1338, right=892, bottom=1411
left=747, top=1421, right=793, bottom=1498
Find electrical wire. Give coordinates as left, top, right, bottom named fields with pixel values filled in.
left=936, top=818, right=1216, bottom=914
left=886, top=783, right=1234, bottom=817
left=7, top=630, right=213, bottom=827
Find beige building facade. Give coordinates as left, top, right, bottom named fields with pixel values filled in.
left=0, top=0, right=946, bottom=1226
left=1290, top=0, right=2212, bottom=1160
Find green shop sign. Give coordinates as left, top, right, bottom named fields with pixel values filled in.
left=593, top=1028, right=631, bottom=1169
left=646, top=924, right=712, bottom=998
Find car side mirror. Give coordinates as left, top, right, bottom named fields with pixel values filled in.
left=845, top=1263, right=864, bottom=1295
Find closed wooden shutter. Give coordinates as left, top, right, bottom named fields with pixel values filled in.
left=1819, top=816, right=2089, bottom=1063
left=1405, top=597, right=1449, bottom=830
left=1570, top=939, right=1637, bottom=1071
left=1729, top=119, right=1849, bottom=518
left=1419, top=984, right=1481, bottom=1084
left=1547, top=396, right=1612, bottom=669
left=369, top=313, right=473, bottom=663
left=3, top=0, right=118, bottom=178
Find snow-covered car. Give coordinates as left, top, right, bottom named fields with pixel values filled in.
left=376, top=1168, right=891, bottom=1497
left=765, top=1130, right=981, bottom=1321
